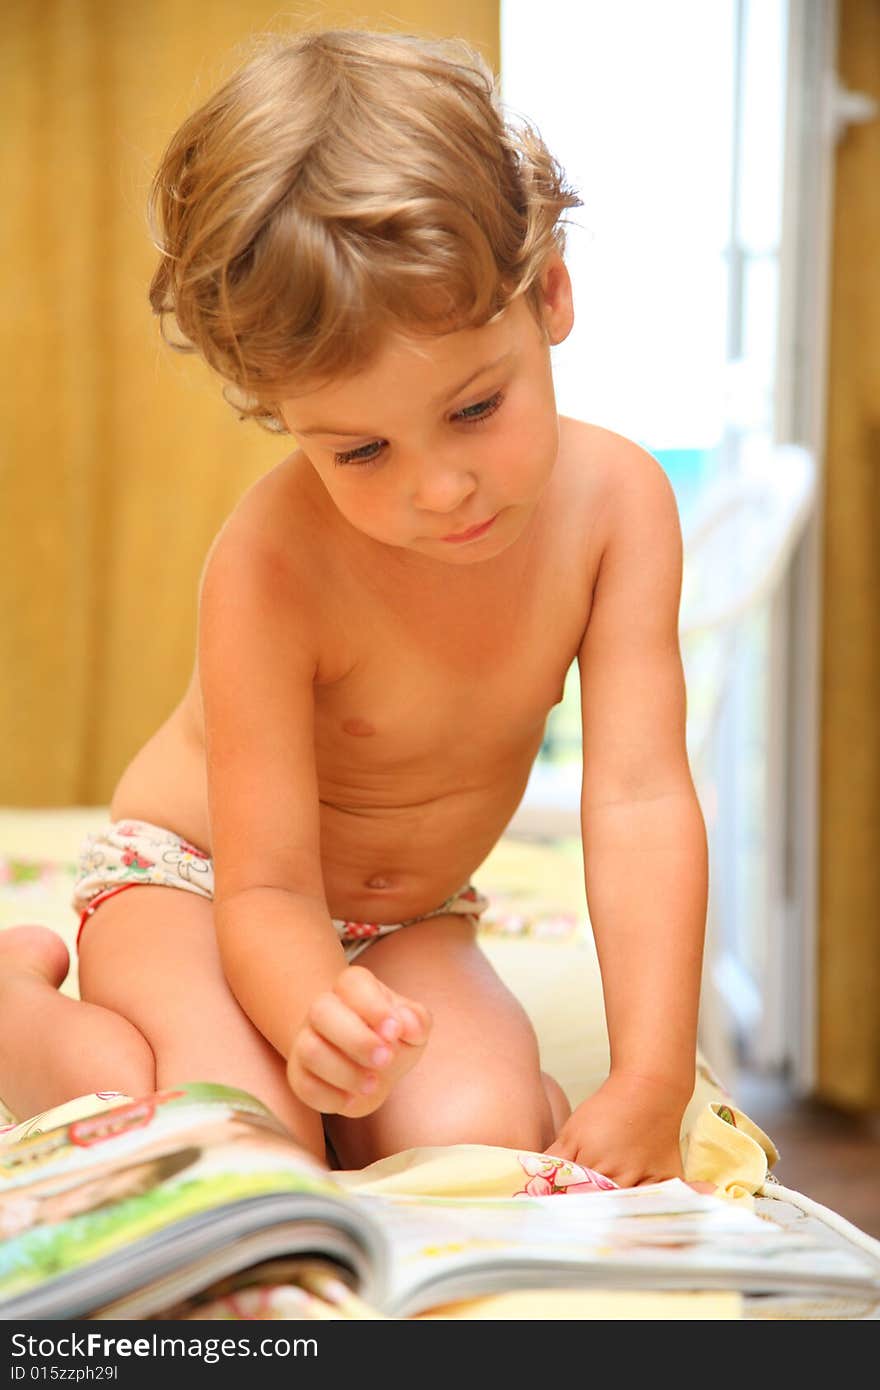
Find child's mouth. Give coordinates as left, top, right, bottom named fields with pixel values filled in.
left=441, top=512, right=500, bottom=543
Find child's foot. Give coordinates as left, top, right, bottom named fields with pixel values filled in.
left=0, top=924, right=71, bottom=991
left=0, top=925, right=154, bottom=1123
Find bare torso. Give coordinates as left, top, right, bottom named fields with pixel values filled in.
left=110, top=416, right=613, bottom=922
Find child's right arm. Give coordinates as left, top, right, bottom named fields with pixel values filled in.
left=197, top=523, right=429, bottom=1116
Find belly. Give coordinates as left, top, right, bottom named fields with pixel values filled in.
left=318, top=757, right=537, bottom=921
left=111, top=722, right=541, bottom=923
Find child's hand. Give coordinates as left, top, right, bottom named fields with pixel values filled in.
left=287, top=965, right=432, bottom=1118
left=543, top=1071, right=688, bottom=1188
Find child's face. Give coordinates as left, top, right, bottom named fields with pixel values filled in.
left=280, top=257, right=574, bottom=567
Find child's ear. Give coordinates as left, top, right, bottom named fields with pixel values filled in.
left=538, top=253, right=575, bottom=347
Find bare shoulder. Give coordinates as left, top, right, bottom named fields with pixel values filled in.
left=197, top=448, right=339, bottom=675
left=557, top=416, right=681, bottom=555
left=201, top=448, right=322, bottom=589
left=562, top=416, right=684, bottom=682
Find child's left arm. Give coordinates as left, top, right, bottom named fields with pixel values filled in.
left=546, top=442, right=709, bottom=1186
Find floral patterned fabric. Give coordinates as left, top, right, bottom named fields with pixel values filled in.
left=72, top=819, right=488, bottom=963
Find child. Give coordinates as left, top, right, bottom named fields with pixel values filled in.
left=0, top=29, right=708, bottom=1185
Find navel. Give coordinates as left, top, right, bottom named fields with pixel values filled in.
left=365, top=875, right=393, bottom=890
left=342, top=716, right=376, bottom=737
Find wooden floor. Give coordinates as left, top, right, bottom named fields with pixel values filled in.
left=733, top=1069, right=880, bottom=1239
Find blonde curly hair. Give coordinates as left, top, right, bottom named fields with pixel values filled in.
left=148, top=28, right=582, bottom=432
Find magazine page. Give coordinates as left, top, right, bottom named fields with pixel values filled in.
left=360, top=1179, right=880, bottom=1317
left=0, top=1085, right=386, bottom=1319
left=99, top=1255, right=392, bottom=1321
left=0, top=1084, right=317, bottom=1193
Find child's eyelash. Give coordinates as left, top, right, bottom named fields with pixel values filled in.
left=333, top=389, right=506, bottom=467
left=333, top=440, right=386, bottom=467
left=455, top=389, right=505, bottom=425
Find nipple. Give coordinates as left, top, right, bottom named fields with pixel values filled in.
left=343, top=716, right=376, bottom=737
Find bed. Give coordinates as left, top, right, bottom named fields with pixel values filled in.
left=2, top=807, right=878, bottom=1320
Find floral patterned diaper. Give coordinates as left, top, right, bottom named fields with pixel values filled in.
left=73, top=819, right=488, bottom=963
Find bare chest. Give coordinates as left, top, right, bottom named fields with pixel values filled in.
left=313, top=522, right=595, bottom=796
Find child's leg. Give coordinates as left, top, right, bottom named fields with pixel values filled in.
left=0, top=925, right=156, bottom=1119
left=75, top=886, right=325, bottom=1158
left=325, top=914, right=571, bottom=1169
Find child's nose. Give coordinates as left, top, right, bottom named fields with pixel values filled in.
left=411, top=463, right=478, bottom=515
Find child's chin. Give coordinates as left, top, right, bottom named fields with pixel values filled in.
left=425, top=537, right=510, bottom=565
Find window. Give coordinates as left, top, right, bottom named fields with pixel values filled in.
left=503, top=0, right=831, bottom=1084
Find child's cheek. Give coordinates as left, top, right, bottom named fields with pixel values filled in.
left=501, top=401, right=558, bottom=491
left=339, top=479, right=402, bottom=539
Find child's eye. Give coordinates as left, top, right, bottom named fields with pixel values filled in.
left=332, top=389, right=505, bottom=467
left=452, top=389, right=505, bottom=426
left=333, top=440, right=385, bottom=467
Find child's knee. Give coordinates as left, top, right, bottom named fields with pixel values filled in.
left=542, top=1071, right=571, bottom=1133
left=399, top=1072, right=555, bottom=1152
left=470, top=1087, right=556, bottom=1152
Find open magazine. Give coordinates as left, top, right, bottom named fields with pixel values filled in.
left=1, top=1083, right=879, bottom=1320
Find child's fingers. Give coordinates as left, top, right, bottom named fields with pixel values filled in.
left=289, top=970, right=432, bottom=1119
left=288, top=1054, right=354, bottom=1116
left=385, top=994, right=431, bottom=1045
left=308, top=991, right=397, bottom=1072
left=337, top=966, right=431, bottom=1047
left=292, top=1025, right=378, bottom=1098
